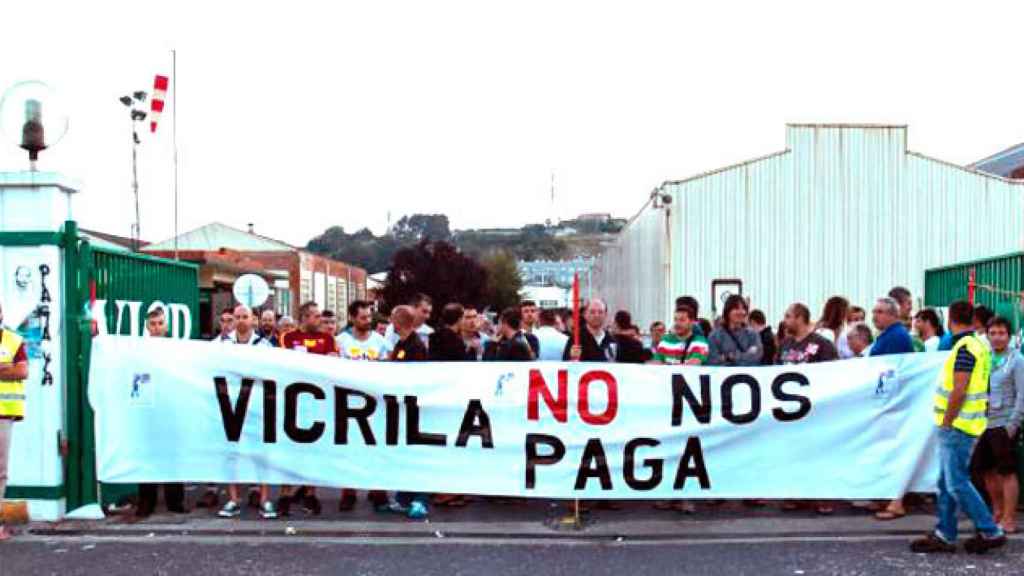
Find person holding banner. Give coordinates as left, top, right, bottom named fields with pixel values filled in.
left=563, top=299, right=618, bottom=362
left=651, top=304, right=706, bottom=514
left=778, top=302, right=838, bottom=516
left=136, top=308, right=187, bottom=518
left=258, top=309, right=281, bottom=347
left=911, top=300, right=1006, bottom=554
left=0, top=302, right=29, bottom=542
left=277, top=301, right=338, bottom=517
left=387, top=305, right=431, bottom=519
left=429, top=303, right=472, bottom=362
left=708, top=295, right=762, bottom=367
left=216, top=305, right=277, bottom=520
left=338, top=300, right=391, bottom=511
left=650, top=305, right=708, bottom=366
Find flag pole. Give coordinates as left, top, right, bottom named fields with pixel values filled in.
left=172, top=48, right=179, bottom=261
left=571, top=272, right=582, bottom=528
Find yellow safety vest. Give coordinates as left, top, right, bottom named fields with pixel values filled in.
left=934, top=333, right=991, bottom=436
left=0, top=329, right=26, bottom=420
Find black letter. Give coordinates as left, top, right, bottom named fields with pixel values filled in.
left=405, top=396, right=446, bottom=446
left=772, top=372, right=812, bottom=422
left=384, top=394, right=399, bottom=445
left=455, top=399, right=493, bottom=448
left=525, top=433, right=565, bottom=489
left=671, top=374, right=712, bottom=426
left=284, top=382, right=326, bottom=443
left=672, top=437, right=711, bottom=490
left=263, top=380, right=277, bottom=443
left=574, top=438, right=613, bottom=490
left=334, top=386, right=377, bottom=445
left=215, top=377, right=253, bottom=442
left=721, top=374, right=761, bottom=425
left=624, top=437, right=663, bottom=490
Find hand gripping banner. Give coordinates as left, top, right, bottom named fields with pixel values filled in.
left=89, top=336, right=943, bottom=499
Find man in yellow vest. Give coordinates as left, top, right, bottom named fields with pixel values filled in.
left=911, top=300, right=1006, bottom=554
left=0, top=302, right=29, bottom=542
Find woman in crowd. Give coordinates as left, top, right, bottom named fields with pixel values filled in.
left=971, top=316, right=1024, bottom=533
left=708, top=295, right=763, bottom=366
left=815, top=296, right=851, bottom=358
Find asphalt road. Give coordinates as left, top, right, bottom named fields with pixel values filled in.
left=3, top=537, right=1022, bottom=576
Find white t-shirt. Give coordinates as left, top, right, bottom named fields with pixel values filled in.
left=534, top=326, right=569, bottom=361
left=923, top=335, right=940, bottom=352
left=338, top=331, right=390, bottom=361
left=818, top=326, right=854, bottom=359
left=222, top=331, right=271, bottom=347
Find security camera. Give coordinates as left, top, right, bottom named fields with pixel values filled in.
left=660, top=193, right=673, bottom=205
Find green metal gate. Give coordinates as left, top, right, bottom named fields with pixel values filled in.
left=83, top=243, right=199, bottom=509
left=1, top=221, right=199, bottom=512
left=925, top=252, right=1024, bottom=332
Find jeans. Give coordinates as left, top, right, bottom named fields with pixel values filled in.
left=935, top=427, right=1002, bottom=541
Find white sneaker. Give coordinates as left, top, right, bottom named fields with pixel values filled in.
left=260, top=500, right=278, bottom=520
left=218, top=501, right=241, bottom=518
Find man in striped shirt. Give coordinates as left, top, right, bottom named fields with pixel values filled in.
left=651, top=305, right=708, bottom=366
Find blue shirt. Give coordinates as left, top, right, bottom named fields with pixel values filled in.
left=870, top=322, right=915, bottom=356
left=937, top=332, right=954, bottom=351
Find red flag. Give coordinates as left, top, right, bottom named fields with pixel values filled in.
left=150, top=75, right=169, bottom=133
left=968, top=267, right=976, bottom=305
left=572, top=272, right=580, bottom=350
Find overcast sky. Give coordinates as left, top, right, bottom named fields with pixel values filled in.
left=1, top=1, right=1021, bottom=247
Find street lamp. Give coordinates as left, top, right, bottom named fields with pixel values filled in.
left=0, top=81, right=69, bottom=170
left=120, top=90, right=147, bottom=251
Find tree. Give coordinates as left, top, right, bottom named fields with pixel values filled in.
left=306, top=226, right=399, bottom=272
left=392, top=214, right=452, bottom=244
left=482, top=250, right=523, bottom=314
left=382, top=240, right=488, bottom=322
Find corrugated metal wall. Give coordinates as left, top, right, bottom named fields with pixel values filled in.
left=593, top=196, right=670, bottom=328
left=597, top=125, right=1024, bottom=327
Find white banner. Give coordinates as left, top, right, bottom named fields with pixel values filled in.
left=88, top=336, right=943, bottom=499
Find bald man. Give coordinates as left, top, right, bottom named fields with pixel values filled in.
left=563, top=298, right=620, bottom=362
left=216, top=305, right=277, bottom=519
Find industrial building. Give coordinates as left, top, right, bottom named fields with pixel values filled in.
left=145, top=222, right=367, bottom=335
left=594, top=124, right=1024, bottom=328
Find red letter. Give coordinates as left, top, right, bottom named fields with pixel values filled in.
left=528, top=369, right=568, bottom=422
left=578, top=370, right=618, bottom=425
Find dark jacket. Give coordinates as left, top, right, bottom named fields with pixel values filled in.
left=562, top=327, right=618, bottom=362
left=392, top=332, right=428, bottom=362
left=429, top=326, right=473, bottom=361
left=758, top=327, right=777, bottom=365
left=523, top=332, right=541, bottom=359
left=707, top=326, right=763, bottom=366
left=483, top=332, right=536, bottom=361
left=615, top=334, right=648, bottom=364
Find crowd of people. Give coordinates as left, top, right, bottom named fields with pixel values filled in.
left=170, top=286, right=1022, bottom=536
left=1, top=283, right=1019, bottom=550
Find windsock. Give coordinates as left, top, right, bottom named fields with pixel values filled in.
left=150, top=75, right=169, bottom=133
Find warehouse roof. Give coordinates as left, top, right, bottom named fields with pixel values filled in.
left=969, top=142, right=1024, bottom=179
left=145, top=222, right=296, bottom=253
